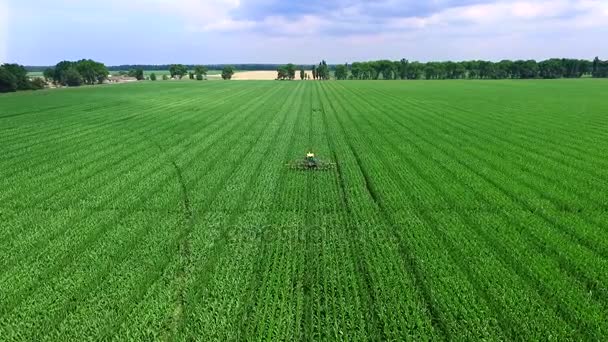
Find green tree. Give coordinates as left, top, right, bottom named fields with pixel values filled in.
left=128, top=68, right=145, bottom=80
left=30, top=78, right=46, bottom=90
left=52, top=60, right=107, bottom=85
left=194, top=65, right=208, bottom=80
left=334, top=64, right=348, bottom=80
left=221, top=66, right=235, bottom=80
left=277, top=66, right=288, bottom=80
left=593, top=57, right=600, bottom=75
left=63, top=68, right=83, bottom=86
left=76, top=59, right=108, bottom=84
left=43, top=68, right=55, bottom=82
left=169, top=64, right=188, bottom=79
left=2, top=64, right=30, bottom=89
left=300, top=68, right=305, bottom=80
left=150, top=73, right=157, bottom=81
left=398, top=59, right=408, bottom=79
left=285, top=63, right=296, bottom=80
left=0, top=66, right=18, bottom=92
left=316, top=60, right=329, bottom=80
left=162, top=74, right=169, bottom=80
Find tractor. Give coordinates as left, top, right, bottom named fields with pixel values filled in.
left=288, top=152, right=335, bottom=171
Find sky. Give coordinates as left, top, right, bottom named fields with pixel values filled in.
left=2, top=0, right=608, bottom=65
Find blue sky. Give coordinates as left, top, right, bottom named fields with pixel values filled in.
left=2, top=0, right=608, bottom=65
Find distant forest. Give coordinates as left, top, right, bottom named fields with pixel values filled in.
left=25, top=64, right=284, bottom=72
left=23, top=57, right=608, bottom=80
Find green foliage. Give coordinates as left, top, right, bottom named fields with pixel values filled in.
left=276, top=65, right=288, bottom=80
left=0, top=66, right=18, bottom=92
left=169, top=64, right=188, bottom=79
left=76, top=59, right=109, bottom=84
left=2, top=63, right=30, bottom=90
left=346, top=58, right=595, bottom=80
left=196, top=73, right=203, bottom=81
left=51, top=59, right=107, bottom=86
left=128, top=68, right=145, bottom=81
left=43, top=68, right=55, bottom=82
left=300, top=68, right=305, bottom=80
left=29, top=77, right=47, bottom=90
left=194, top=65, right=208, bottom=78
left=592, top=57, right=608, bottom=77
left=285, top=63, right=296, bottom=80
left=150, top=73, right=157, bottom=81
left=162, top=74, right=169, bottom=80
left=221, top=65, right=235, bottom=80
left=334, top=64, right=348, bottom=80
left=63, top=67, right=83, bottom=86
left=314, top=60, right=330, bottom=80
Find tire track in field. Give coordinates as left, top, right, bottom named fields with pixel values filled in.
left=302, top=84, right=316, bottom=340
left=59, top=84, right=288, bottom=341
left=89, top=92, right=283, bottom=341
left=319, top=84, right=449, bottom=340
left=347, top=84, right=608, bottom=256
left=328, top=88, right=553, bottom=339
left=2, top=85, right=286, bottom=335
left=397, top=94, right=608, bottom=194
left=436, top=97, right=608, bottom=163
left=173, top=82, right=295, bottom=340
left=0, top=85, right=262, bottom=255
left=0, top=91, right=249, bottom=273
left=234, top=85, right=304, bottom=340
left=126, top=130, right=195, bottom=340
left=334, top=83, right=602, bottom=339
left=355, top=85, right=608, bottom=269
left=316, top=83, right=385, bottom=340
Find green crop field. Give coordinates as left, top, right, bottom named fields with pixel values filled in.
left=1, top=80, right=607, bottom=340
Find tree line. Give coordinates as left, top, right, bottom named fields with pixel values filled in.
left=592, top=57, right=608, bottom=77
left=0, top=64, right=47, bottom=92
left=42, top=60, right=109, bottom=86
left=324, top=57, right=608, bottom=80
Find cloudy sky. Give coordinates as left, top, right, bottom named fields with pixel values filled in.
left=2, top=0, right=608, bottom=65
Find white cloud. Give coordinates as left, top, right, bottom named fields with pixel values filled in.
left=148, top=0, right=245, bottom=31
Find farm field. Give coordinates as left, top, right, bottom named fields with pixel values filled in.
left=1, top=79, right=608, bottom=340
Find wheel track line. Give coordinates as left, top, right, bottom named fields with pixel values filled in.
left=321, top=83, right=449, bottom=340
left=0, top=84, right=264, bottom=252
left=364, top=86, right=608, bottom=185
left=0, top=84, right=286, bottom=326
left=330, top=83, right=564, bottom=339
left=99, top=83, right=291, bottom=340
left=346, top=84, right=608, bottom=260
left=395, top=93, right=608, bottom=185
left=164, top=82, right=297, bottom=341
left=370, top=83, right=608, bottom=307
left=390, top=96, right=608, bottom=235
left=48, top=82, right=288, bottom=339
left=0, top=93, right=255, bottom=273
left=335, top=82, right=603, bottom=338
left=381, top=88, right=608, bottom=184
left=234, top=84, right=305, bottom=340
left=435, top=93, right=608, bottom=153
left=317, top=83, right=386, bottom=340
